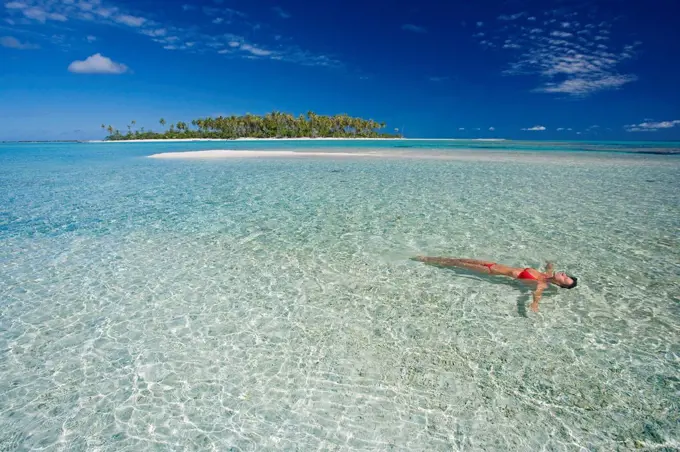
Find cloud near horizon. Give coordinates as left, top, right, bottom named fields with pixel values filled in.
left=522, top=125, right=547, bottom=131
left=68, top=53, right=129, bottom=74
left=624, top=119, right=680, bottom=132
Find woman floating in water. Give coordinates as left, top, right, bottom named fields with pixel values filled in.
left=412, top=257, right=577, bottom=312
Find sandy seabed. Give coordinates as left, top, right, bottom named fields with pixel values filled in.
left=148, top=150, right=384, bottom=159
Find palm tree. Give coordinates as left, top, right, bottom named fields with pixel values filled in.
left=103, top=111, right=399, bottom=140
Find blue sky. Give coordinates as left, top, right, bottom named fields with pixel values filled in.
left=1, top=0, right=679, bottom=141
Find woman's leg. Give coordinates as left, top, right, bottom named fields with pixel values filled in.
left=453, top=258, right=497, bottom=266
left=413, top=256, right=515, bottom=276
left=413, top=257, right=496, bottom=273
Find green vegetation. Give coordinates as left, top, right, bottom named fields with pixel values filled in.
left=102, top=112, right=402, bottom=140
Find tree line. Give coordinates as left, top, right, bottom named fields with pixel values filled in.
left=102, top=112, right=402, bottom=140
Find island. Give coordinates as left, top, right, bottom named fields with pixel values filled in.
left=101, top=112, right=402, bottom=140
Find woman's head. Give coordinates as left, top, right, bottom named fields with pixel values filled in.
left=552, top=272, right=577, bottom=289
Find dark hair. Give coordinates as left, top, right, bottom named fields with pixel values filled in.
left=563, top=274, right=578, bottom=289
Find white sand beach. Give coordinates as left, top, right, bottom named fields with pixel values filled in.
left=90, top=137, right=506, bottom=143
left=143, top=149, right=547, bottom=161
left=146, top=149, right=668, bottom=166
left=90, top=137, right=406, bottom=143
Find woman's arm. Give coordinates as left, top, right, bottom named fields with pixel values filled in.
left=544, top=261, right=554, bottom=277
left=530, top=282, right=548, bottom=312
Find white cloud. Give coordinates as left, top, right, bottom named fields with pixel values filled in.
left=240, top=43, right=273, bottom=57
left=473, top=32, right=485, bottom=38
left=202, top=6, right=245, bottom=19
left=86, top=35, right=96, bottom=42
left=535, top=75, right=637, bottom=95
left=477, top=21, right=483, bottom=27
left=402, top=24, right=427, bottom=33
left=272, top=6, right=290, bottom=19
left=114, top=14, right=145, bottom=26
left=550, top=31, right=572, bottom=38
left=140, top=28, right=166, bottom=37
left=624, top=119, right=680, bottom=132
left=213, top=17, right=223, bottom=24
left=493, top=6, right=642, bottom=97
left=11, top=5, right=68, bottom=23
left=557, top=127, right=564, bottom=131
left=522, top=125, right=547, bottom=131
left=139, top=28, right=168, bottom=38
left=3, top=0, right=337, bottom=68
left=458, top=127, right=465, bottom=131
left=225, top=8, right=247, bottom=18
left=489, top=127, right=495, bottom=131
left=94, top=7, right=116, bottom=18
left=498, top=12, right=525, bottom=21
left=428, top=76, right=449, bottom=82
left=528, top=16, right=536, bottom=21
left=5, top=1, right=27, bottom=9
left=0, top=35, right=39, bottom=49
left=68, top=53, right=129, bottom=74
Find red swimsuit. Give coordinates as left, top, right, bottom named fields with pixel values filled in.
left=517, top=268, right=538, bottom=280
left=485, top=264, right=539, bottom=281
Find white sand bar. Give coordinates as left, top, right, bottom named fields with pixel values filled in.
left=147, top=149, right=671, bottom=166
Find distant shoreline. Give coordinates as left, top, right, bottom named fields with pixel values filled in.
left=87, top=137, right=508, bottom=143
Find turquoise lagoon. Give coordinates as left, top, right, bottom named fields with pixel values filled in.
left=1, top=140, right=679, bottom=450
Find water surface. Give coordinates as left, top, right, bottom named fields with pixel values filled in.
left=1, top=140, right=679, bottom=451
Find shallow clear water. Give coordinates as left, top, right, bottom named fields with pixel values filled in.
left=1, top=141, right=679, bottom=451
